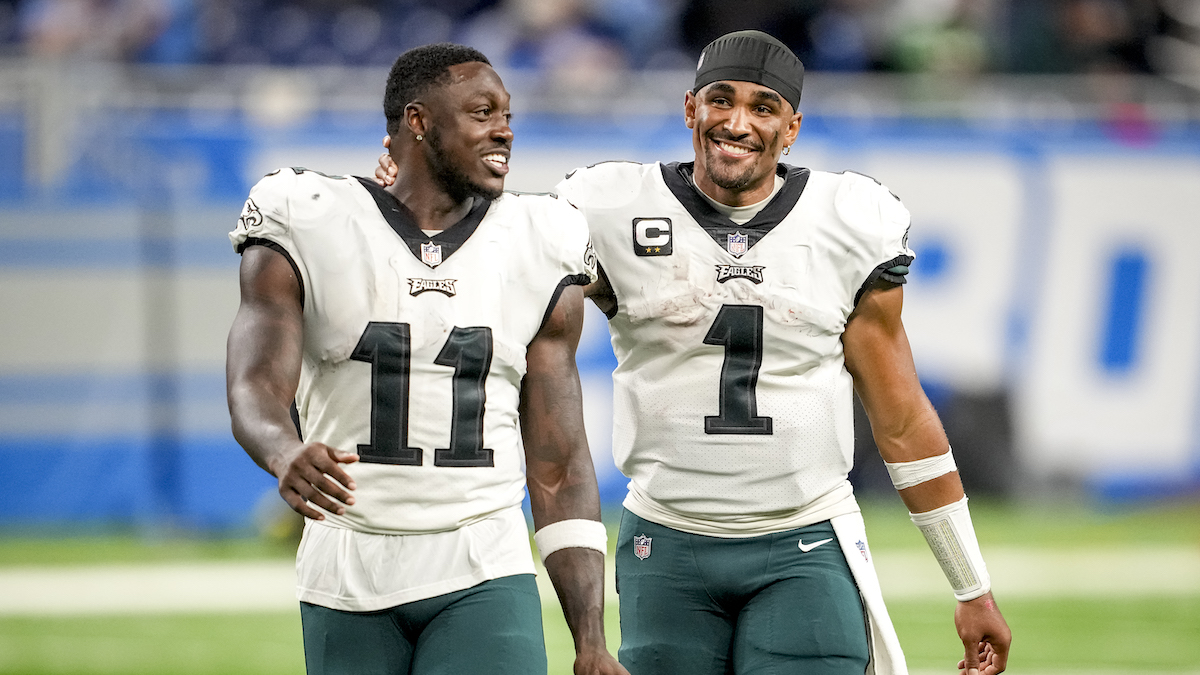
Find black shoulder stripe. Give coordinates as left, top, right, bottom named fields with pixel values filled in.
left=539, top=274, right=592, bottom=334
left=289, top=401, right=304, bottom=441
left=238, top=237, right=306, bottom=310
left=854, top=254, right=914, bottom=307
left=592, top=261, right=618, bottom=320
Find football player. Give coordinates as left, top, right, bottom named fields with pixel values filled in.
left=376, top=32, right=1011, bottom=675
left=227, top=43, right=627, bottom=675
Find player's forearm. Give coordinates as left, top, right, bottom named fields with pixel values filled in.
left=527, top=452, right=603, bottom=525
left=869, top=400, right=946, bottom=461
left=870, top=412, right=965, bottom=512
left=879, top=438, right=992, bottom=602
left=519, top=364, right=600, bottom=523
left=543, top=547, right=610, bottom=654
left=896, top=472, right=964, bottom=513
left=528, top=470, right=611, bottom=657
left=227, top=377, right=302, bottom=476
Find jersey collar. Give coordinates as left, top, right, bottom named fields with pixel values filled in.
left=659, top=162, right=810, bottom=254
left=356, top=176, right=492, bottom=268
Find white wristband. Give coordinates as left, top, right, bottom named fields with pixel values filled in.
left=533, top=519, right=608, bottom=563
left=885, top=447, right=957, bottom=490
left=910, top=496, right=991, bottom=601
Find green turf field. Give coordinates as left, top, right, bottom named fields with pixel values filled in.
left=1, top=499, right=1197, bottom=675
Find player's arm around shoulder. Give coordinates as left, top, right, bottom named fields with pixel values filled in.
left=226, top=238, right=358, bottom=522
left=519, top=284, right=627, bottom=675
left=843, top=283, right=1011, bottom=675
left=533, top=191, right=618, bottom=320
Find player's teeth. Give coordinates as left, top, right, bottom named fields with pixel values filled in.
left=484, top=154, right=507, bottom=164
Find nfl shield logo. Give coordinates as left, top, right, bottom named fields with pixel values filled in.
left=421, top=241, right=443, bottom=267
left=727, top=231, right=748, bottom=257
left=633, top=535, right=652, bottom=560
left=856, top=540, right=869, bottom=562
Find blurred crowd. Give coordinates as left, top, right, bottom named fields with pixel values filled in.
left=0, top=0, right=1197, bottom=79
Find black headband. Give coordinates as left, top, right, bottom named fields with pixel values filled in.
left=693, top=30, right=804, bottom=111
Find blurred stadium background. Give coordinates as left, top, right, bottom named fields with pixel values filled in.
left=0, top=0, right=1199, bottom=673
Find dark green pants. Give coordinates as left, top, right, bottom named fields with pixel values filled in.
left=617, top=510, right=869, bottom=675
left=300, top=574, right=546, bottom=675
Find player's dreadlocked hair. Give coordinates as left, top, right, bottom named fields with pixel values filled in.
left=384, top=43, right=491, bottom=136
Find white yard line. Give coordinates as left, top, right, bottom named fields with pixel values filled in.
left=876, top=546, right=1200, bottom=599
left=1, top=546, right=1197, bottom=616
left=0, top=561, right=297, bottom=615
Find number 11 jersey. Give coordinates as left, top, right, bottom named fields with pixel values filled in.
left=231, top=168, right=595, bottom=536
left=556, top=161, right=914, bottom=536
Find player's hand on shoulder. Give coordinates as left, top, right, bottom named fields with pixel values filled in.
left=375, top=136, right=397, bottom=187
left=271, top=442, right=359, bottom=520
left=954, top=592, right=1011, bottom=675
left=573, top=648, right=629, bottom=675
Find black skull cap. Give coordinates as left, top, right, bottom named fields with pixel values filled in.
left=694, top=30, right=804, bottom=111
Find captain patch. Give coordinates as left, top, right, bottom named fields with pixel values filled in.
left=633, top=218, right=672, bottom=256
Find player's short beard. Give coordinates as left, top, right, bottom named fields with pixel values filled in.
left=426, top=127, right=503, bottom=202
left=703, top=143, right=756, bottom=191
left=702, top=130, right=776, bottom=191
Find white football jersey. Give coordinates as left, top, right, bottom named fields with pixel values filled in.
left=231, top=168, right=595, bottom=536
left=556, top=161, right=913, bottom=535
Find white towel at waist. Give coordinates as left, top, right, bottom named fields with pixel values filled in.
left=831, top=510, right=908, bottom=675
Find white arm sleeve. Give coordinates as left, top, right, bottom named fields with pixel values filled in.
left=910, top=496, right=992, bottom=601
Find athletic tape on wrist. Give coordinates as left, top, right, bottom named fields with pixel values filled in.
left=885, top=447, right=957, bottom=490
left=910, top=496, right=991, bottom=601
left=533, top=519, right=608, bottom=563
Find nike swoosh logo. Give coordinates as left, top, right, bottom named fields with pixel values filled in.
left=798, top=537, right=833, bottom=552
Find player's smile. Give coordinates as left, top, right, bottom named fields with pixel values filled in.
left=708, top=135, right=762, bottom=160
left=482, top=150, right=509, bottom=176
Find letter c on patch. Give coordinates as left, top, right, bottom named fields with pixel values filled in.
left=633, top=218, right=673, bottom=256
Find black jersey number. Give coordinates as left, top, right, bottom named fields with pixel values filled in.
left=350, top=322, right=494, bottom=467
left=703, top=305, right=773, bottom=435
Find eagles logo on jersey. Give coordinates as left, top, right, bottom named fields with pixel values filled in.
left=408, top=278, right=457, bottom=296
left=715, top=264, right=765, bottom=284
left=237, top=198, right=262, bottom=232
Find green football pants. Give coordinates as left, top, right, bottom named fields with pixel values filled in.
left=616, top=510, right=870, bottom=675
left=300, top=573, right=546, bottom=675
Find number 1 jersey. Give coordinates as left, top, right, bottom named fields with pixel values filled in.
left=231, top=168, right=595, bottom=536
left=556, top=161, right=913, bottom=536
